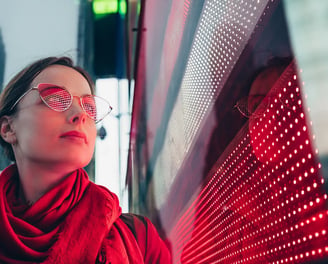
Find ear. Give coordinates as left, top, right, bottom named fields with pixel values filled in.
left=0, top=116, right=17, bottom=144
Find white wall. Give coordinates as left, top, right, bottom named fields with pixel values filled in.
left=0, top=0, right=79, bottom=84
left=95, top=78, right=130, bottom=213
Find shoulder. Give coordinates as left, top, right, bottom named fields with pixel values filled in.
left=87, top=182, right=122, bottom=212
left=119, top=213, right=149, bottom=236
left=88, top=181, right=117, bottom=199
left=119, top=213, right=172, bottom=263
left=84, top=182, right=122, bottom=227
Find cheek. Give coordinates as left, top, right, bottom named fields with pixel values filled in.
left=88, top=125, right=97, bottom=146
left=14, top=116, right=37, bottom=140
left=18, top=122, right=52, bottom=148
left=14, top=111, right=57, bottom=142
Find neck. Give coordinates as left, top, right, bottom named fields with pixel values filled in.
left=15, top=161, right=73, bottom=204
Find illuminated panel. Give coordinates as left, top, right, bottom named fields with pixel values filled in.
left=168, top=63, right=328, bottom=263
left=152, top=0, right=271, bottom=204
left=181, top=0, right=269, bottom=151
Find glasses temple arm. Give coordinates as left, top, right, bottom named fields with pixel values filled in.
left=9, top=87, right=38, bottom=111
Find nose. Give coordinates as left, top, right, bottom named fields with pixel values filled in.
left=68, top=98, right=87, bottom=124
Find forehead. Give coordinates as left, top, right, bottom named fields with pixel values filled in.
left=250, top=66, right=285, bottom=96
left=31, top=65, right=92, bottom=94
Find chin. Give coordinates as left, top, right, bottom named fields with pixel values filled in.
left=59, top=154, right=93, bottom=170
left=74, top=159, right=92, bottom=169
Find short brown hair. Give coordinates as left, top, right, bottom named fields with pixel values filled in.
left=0, top=56, right=95, bottom=161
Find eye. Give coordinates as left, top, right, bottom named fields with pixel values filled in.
left=248, top=94, right=266, bottom=113
left=82, top=96, right=97, bottom=119
left=40, top=86, right=71, bottom=111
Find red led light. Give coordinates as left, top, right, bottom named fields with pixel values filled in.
left=168, top=63, right=328, bottom=263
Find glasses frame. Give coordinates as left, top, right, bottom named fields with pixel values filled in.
left=234, top=94, right=268, bottom=118
left=234, top=93, right=291, bottom=119
left=10, top=83, right=113, bottom=122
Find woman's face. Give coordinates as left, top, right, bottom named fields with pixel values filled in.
left=10, top=65, right=97, bottom=171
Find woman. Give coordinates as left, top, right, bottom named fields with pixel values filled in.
left=0, top=57, right=171, bottom=263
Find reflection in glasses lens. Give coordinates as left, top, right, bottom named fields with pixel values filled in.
left=39, top=84, right=72, bottom=112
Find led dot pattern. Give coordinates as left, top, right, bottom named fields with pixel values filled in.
left=180, top=0, right=267, bottom=150
left=168, top=62, right=328, bottom=263
left=152, top=0, right=270, bottom=202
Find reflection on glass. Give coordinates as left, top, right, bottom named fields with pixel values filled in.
left=170, top=62, right=328, bottom=263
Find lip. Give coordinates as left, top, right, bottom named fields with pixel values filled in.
left=60, top=130, right=87, bottom=143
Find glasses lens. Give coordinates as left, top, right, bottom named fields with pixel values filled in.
left=248, top=94, right=266, bottom=114
left=38, top=84, right=72, bottom=112
left=82, top=95, right=112, bottom=121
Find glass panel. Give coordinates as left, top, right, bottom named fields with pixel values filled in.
left=129, top=0, right=328, bottom=262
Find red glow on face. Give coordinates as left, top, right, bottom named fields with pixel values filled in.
left=169, top=63, right=328, bottom=263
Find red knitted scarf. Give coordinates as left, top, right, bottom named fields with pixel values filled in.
left=0, top=164, right=122, bottom=263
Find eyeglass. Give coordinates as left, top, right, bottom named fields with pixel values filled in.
left=234, top=94, right=270, bottom=118
left=235, top=93, right=290, bottom=119
left=10, top=83, right=112, bottom=122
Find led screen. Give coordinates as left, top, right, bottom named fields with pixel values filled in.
left=169, top=62, right=328, bottom=263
